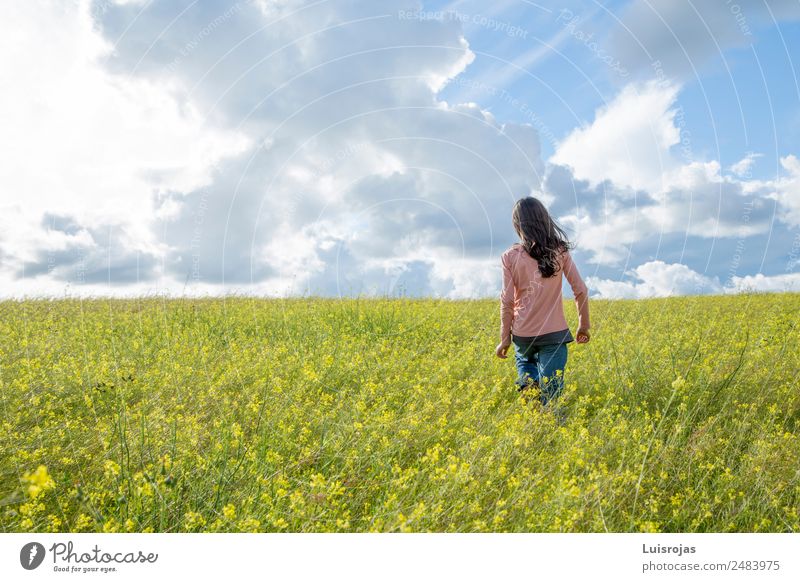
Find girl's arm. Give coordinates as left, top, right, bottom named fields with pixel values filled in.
left=497, top=253, right=514, bottom=356
left=562, top=251, right=590, bottom=341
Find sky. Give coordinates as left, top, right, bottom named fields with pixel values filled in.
left=1, top=0, right=799, bottom=299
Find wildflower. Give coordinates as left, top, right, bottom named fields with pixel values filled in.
left=237, top=518, right=261, bottom=532
left=74, top=514, right=93, bottom=532
left=184, top=512, right=207, bottom=531
left=271, top=517, right=288, bottom=529
left=222, top=504, right=236, bottom=520
left=103, top=460, right=121, bottom=479
left=22, top=465, right=54, bottom=499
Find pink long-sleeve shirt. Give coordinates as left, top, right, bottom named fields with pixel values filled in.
left=500, top=243, right=590, bottom=341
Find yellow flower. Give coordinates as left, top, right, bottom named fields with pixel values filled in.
left=22, top=465, right=55, bottom=499
left=184, top=512, right=207, bottom=531
left=74, top=514, right=93, bottom=532
left=237, top=518, right=261, bottom=532
left=103, top=459, right=121, bottom=479
left=222, top=504, right=236, bottom=520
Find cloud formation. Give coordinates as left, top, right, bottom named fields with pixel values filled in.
left=588, top=259, right=800, bottom=299
left=1, top=0, right=798, bottom=300
left=607, top=0, right=800, bottom=80
left=547, top=79, right=789, bottom=268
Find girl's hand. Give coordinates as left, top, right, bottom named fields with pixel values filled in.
left=576, top=327, right=590, bottom=344
left=495, top=340, right=511, bottom=358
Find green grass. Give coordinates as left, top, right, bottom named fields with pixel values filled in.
left=1, top=293, right=798, bottom=532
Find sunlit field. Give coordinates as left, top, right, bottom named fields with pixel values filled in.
left=1, top=293, right=798, bottom=533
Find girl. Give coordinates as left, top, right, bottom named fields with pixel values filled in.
left=495, top=196, right=590, bottom=407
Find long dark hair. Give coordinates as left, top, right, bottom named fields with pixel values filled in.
left=512, top=196, right=573, bottom=278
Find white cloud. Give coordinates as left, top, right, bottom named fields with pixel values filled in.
left=546, top=80, right=791, bottom=267
left=551, top=158, right=774, bottom=266
left=0, top=0, right=249, bottom=281
left=427, top=256, right=499, bottom=298
left=728, top=272, right=800, bottom=293
left=550, top=80, right=681, bottom=194
left=588, top=260, right=800, bottom=298
left=759, top=155, right=800, bottom=227
left=587, top=260, right=722, bottom=298
left=607, top=0, right=800, bottom=80
left=2, top=1, right=798, bottom=300
left=2, top=0, right=519, bottom=296
left=729, top=152, right=763, bottom=178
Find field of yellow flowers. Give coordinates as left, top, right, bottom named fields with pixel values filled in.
left=1, top=293, right=798, bottom=532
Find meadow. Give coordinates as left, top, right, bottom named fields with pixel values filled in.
left=1, top=293, right=798, bottom=533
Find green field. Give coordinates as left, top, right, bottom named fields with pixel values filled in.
left=1, top=293, right=798, bottom=532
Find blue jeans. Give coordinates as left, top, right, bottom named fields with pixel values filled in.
left=512, top=338, right=568, bottom=406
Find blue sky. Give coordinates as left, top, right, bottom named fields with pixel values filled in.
left=1, top=0, right=799, bottom=298
left=431, top=0, right=800, bottom=171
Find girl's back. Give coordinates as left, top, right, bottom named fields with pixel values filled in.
left=496, top=196, right=591, bottom=409
left=500, top=243, right=589, bottom=339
